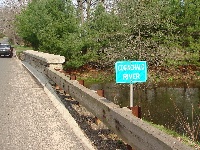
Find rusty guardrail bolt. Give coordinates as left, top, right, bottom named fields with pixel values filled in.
left=127, top=106, right=142, bottom=119
left=131, top=106, right=141, bottom=119
left=55, top=84, right=60, bottom=90
left=70, top=75, right=76, bottom=80
left=97, top=90, right=104, bottom=97
left=78, top=80, right=84, bottom=86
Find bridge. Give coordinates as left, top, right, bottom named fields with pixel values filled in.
left=0, top=49, right=194, bottom=150
left=0, top=52, right=94, bottom=149
left=22, top=50, right=195, bottom=150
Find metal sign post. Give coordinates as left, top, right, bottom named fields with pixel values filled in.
left=130, top=84, right=133, bottom=107
left=115, top=61, right=147, bottom=107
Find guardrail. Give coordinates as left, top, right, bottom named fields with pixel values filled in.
left=22, top=50, right=193, bottom=150
left=23, top=50, right=65, bottom=73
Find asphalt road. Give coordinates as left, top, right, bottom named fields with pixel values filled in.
left=0, top=57, right=93, bottom=150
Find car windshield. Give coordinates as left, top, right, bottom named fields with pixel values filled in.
left=0, top=45, right=10, bottom=48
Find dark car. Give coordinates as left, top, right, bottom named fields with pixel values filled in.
left=0, top=43, right=13, bottom=58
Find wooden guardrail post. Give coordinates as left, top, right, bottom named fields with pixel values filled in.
left=95, top=90, right=104, bottom=125
left=127, top=106, right=142, bottom=150
left=54, top=68, right=61, bottom=90
left=69, top=75, right=79, bottom=105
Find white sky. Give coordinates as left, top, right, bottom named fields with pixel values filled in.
left=0, top=0, right=12, bottom=6
left=0, top=0, right=4, bottom=5
left=0, top=0, right=77, bottom=6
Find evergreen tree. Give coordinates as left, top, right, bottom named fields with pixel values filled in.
left=16, top=0, right=94, bottom=68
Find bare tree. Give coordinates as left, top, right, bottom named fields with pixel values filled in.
left=0, top=0, right=30, bottom=43
left=76, top=0, right=118, bottom=23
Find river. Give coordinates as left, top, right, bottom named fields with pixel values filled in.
left=87, top=81, right=200, bottom=141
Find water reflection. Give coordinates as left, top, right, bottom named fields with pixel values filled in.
left=87, top=82, right=200, bottom=140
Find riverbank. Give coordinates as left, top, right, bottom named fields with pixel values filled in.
left=65, top=63, right=200, bottom=87
left=53, top=82, right=200, bottom=150
left=52, top=76, right=200, bottom=150
left=64, top=63, right=200, bottom=149
left=15, top=45, right=200, bottom=85
left=15, top=48, right=200, bottom=148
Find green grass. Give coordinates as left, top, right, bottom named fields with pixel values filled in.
left=13, top=45, right=33, bottom=57
left=14, top=45, right=32, bottom=51
left=77, top=72, right=115, bottom=86
left=145, top=120, right=200, bottom=148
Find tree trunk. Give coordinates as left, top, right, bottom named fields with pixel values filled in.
left=77, top=0, right=84, bottom=25
left=86, top=0, right=92, bottom=20
left=198, top=50, right=200, bottom=62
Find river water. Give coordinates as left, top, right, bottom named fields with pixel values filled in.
left=87, top=81, right=200, bottom=141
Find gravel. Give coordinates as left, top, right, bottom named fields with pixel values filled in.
left=53, top=87, right=128, bottom=150
left=0, top=57, right=94, bottom=150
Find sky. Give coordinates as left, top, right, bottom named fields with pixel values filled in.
left=0, top=0, right=30, bottom=7
left=0, top=0, right=77, bottom=6
left=0, top=0, right=10, bottom=7
left=0, top=0, right=4, bottom=5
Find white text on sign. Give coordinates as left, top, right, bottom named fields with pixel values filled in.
left=123, top=73, right=140, bottom=80
left=117, top=64, right=145, bottom=71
